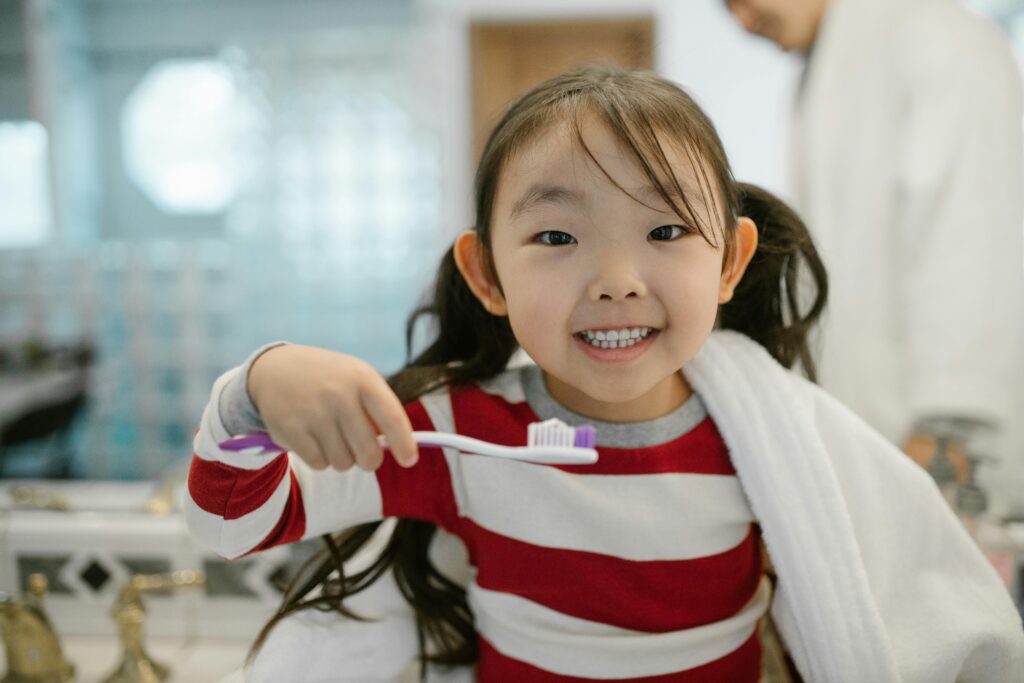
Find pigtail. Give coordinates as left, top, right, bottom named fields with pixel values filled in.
left=400, top=245, right=519, bottom=391
left=381, top=246, right=520, bottom=669
left=719, top=182, right=828, bottom=381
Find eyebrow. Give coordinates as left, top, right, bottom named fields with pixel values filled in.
left=636, top=183, right=710, bottom=220
left=508, top=184, right=585, bottom=220
left=507, top=182, right=708, bottom=221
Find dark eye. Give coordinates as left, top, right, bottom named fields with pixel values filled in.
left=649, top=225, right=688, bottom=241
left=533, top=230, right=577, bottom=246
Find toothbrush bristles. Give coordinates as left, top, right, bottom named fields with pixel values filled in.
left=527, top=418, right=596, bottom=449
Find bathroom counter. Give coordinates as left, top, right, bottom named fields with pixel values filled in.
left=1, top=635, right=247, bottom=683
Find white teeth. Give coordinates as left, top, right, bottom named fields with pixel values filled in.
left=579, top=327, right=654, bottom=349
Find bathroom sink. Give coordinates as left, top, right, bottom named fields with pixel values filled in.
left=0, top=478, right=289, bottom=642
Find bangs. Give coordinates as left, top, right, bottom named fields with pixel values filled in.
left=529, top=87, right=731, bottom=248
left=475, top=66, right=738, bottom=255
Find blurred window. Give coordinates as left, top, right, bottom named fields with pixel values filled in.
left=3, top=17, right=442, bottom=478
left=123, top=60, right=258, bottom=215
left=0, top=121, right=53, bottom=248
left=968, top=0, right=1024, bottom=61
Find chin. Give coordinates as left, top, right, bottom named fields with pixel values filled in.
left=580, top=379, right=651, bottom=405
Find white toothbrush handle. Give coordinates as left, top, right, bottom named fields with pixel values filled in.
left=377, top=432, right=597, bottom=465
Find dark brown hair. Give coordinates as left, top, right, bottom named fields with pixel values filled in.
left=249, top=64, right=827, bottom=673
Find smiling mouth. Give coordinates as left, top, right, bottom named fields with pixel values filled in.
left=574, top=327, right=658, bottom=350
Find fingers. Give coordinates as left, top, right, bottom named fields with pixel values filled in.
left=337, top=405, right=384, bottom=471
left=273, top=418, right=354, bottom=472
left=285, top=431, right=331, bottom=471
left=360, top=380, right=418, bottom=468
left=291, top=402, right=411, bottom=473
left=258, top=352, right=418, bottom=472
left=317, top=422, right=357, bottom=472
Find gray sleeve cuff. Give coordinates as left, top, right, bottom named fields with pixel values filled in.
left=217, top=342, right=289, bottom=436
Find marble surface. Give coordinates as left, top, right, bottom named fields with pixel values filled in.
left=0, top=479, right=289, bottom=641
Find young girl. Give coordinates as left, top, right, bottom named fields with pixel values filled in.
left=186, top=66, right=1024, bottom=682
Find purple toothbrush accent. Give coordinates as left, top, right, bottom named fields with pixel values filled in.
left=220, top=433, right=283, bottom=452
left=573, top=425, right=596, bottom=449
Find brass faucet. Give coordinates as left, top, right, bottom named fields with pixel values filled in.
left=9, top=487, right=70, bottom=512
left=102, top=570, right=205, bottom=683
left=143, top=470, right=184, bottom=516
left=0, top=573, right=75, bottom=683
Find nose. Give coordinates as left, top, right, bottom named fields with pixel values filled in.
left=587, top=256, right=647, bottom=302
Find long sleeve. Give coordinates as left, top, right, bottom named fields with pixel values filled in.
left=894, top=13, right=1024, bottom=425
left=185, top=363, right=458, bottom=560
left=216, top=341, right=285, bottom=436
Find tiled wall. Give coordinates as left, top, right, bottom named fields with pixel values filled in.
left=0, top=38, right=444, bottom=479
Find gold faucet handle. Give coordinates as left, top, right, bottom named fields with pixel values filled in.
left=28, top=572, right=48, bottom=598
left=0, top=573, right=75, bottom=682
left=24, top=573, right=56, bottom=629
left=103, top=570, right=206, bottom=683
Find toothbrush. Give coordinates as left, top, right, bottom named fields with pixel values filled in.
left=218, top=418, right=598, bottom=465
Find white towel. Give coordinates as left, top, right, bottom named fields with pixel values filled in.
left=684, top=331, right=1024, bottom=682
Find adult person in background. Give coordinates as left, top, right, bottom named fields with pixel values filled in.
left=725, top=0, right=1024, bottom=515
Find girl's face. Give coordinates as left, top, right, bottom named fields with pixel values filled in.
left=459, top=117, right=755, bottom=422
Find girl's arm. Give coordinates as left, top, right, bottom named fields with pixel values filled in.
left=185, top=345, right=452, bottom=560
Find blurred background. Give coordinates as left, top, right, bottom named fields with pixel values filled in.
left=2, top=0, right=1017, bottom=483
left=1, top=1, right=1023, bottom=680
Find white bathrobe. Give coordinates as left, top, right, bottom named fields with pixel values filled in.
left=246, top=332, right=1024, bottom=682
left=789, top=0, right=1024, bottom=510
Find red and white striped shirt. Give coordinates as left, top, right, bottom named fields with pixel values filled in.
left=186, top=363, right=770, bottom=680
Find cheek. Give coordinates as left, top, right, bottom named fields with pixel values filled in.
left=505, top=283, right=567, bottom=336
left=667, top=249, right=725, bottom=297
left=497, top=267, right=570, bottom=346
left=496, top=249, right=572, bottom=306
left=660, top=259, right=726, bottom=329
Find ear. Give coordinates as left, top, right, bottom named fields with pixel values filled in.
left=453, top=230, right=508, bottom=316
left=718, top=217, right=758, bottom=304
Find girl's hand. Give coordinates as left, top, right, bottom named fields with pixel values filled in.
left=246, top=345, right=419, bottom=471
